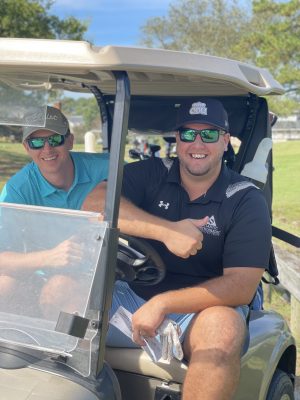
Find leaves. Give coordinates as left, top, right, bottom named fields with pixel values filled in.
left=0, top=0, right=88, bottom=40
left=140, top=0, right=300, bottom=114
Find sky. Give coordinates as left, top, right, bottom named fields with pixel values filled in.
left=51, top=0, right=174, bottom=46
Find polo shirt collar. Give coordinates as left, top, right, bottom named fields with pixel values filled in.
left=166, top=158, right=230, bottom=203
left=166, top=158, right=181, bottom=184
left=204, top=164, right=230, bottom=203
left=33, top=163, right=56, bottom=197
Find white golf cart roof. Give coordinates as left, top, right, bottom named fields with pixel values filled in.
left=0, top=38, right=283, bottom=97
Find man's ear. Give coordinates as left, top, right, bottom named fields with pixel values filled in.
left=23, top=141, right=29, bottom=152
left=224, top=133, right=230, bottom=151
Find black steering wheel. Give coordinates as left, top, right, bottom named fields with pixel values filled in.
left=116, top=234, right=166, bottom=286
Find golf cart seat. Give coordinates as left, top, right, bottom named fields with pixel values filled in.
left=105, top=347, right=187, bottom=383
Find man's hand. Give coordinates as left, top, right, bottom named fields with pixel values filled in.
left=131, top=296, right=166, bottom=346
left=42, top=238, right=83, bottom=268
left=162, top=217, right=208, bottom=258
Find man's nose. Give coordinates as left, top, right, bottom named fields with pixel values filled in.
left=42, top=140, right=52, bottom=150
left=193, top=134, right=205, bottom=144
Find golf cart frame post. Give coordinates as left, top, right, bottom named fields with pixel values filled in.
left=94, top=71, right=130, bottom=378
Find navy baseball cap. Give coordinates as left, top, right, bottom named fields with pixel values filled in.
left=22, top=106, right=69, bottom=142
left=174, top=98, right=229, bottom=131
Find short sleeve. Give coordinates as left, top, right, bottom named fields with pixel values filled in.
left=0, top=183, right=26, bottom=205
left=223, top=190, right=272, bottom=269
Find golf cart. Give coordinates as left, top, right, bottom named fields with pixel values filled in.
left=0, top=38, right=298, bottom=400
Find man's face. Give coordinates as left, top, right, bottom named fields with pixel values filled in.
left=23, top=130, right=74, bottom=176
left=176, top=123, right=230, bottom=179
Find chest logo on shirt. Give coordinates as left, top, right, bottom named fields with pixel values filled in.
left=158, top=200, right=170, bottom=210
left=201, top=215, right=221, bottom=236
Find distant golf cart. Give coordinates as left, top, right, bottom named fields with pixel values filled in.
left=0, top=38, right=298, bottom=400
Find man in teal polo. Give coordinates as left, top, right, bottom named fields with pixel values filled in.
left=0, top=105, right=109, bottom=317
left=0, top=105, right=109, bottom=208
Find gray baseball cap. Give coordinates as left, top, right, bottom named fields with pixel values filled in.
left=22, top=106, right=69, bottom=142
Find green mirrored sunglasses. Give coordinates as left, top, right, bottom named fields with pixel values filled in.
left=179, top=128, right=225, bottom=143
left=27, top=133, right=66, bottom=150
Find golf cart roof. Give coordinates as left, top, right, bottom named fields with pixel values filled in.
left=0, top=38, right=283, bottom=97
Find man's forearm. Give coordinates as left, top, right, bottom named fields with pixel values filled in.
left=0, top=251, right=48, bottom=271
left=82, top=182, right=171, bottom=240
left=118, top=197, right=172, bottom=240
left=82, top=182, right=207, bottom=258
left=151, top=267, right=264, bottom=315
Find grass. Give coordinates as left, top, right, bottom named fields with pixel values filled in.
left=0, top=142, right=30, bottom=189
left=273, top=141, right=300, bottom=236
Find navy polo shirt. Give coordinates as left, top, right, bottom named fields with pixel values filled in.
left=122, top=157, right=272, bottom=300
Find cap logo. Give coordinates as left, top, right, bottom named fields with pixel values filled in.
left=47, top=113, right=58, bottom=121
left=189, top=102, right=207, bottom=116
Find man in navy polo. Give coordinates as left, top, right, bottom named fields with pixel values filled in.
left=102, top=98, right=271, bottom=400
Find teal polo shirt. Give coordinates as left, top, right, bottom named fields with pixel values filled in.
left=0, top=152, right=109, bottom=210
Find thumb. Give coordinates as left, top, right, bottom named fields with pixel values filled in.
left=190, top=216, right=209, bottom=228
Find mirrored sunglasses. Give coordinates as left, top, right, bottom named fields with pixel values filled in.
left=179, top=128, right=225, bottom=143
left=27, top=133, right=66, bottom=150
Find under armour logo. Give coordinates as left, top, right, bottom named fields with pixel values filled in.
left=158, top=201, right=170, bottom=210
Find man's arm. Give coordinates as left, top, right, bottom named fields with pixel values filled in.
left=131, top=266, right=263, bottom=344
left=0, top=238, right=82, bottom=272
left=82, top=182, right=208, bottom=258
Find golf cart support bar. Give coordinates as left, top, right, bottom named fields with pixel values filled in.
left=272, top=226, right=300, bottom=248
left=94, top=72, right=131, bottom=378
left=104, top=71, right=130, bottom=228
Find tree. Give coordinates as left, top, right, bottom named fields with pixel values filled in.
left=240, top=0, right=299, bottom=94
left=234, top=0, right=300, bottom=114
left=0, top=0, right=88, bottom=40
left=140, top=0, right=300, bottom=115
left=140, top=0, right=252, bottom=59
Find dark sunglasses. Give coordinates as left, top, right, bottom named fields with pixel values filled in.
left=27, top=133, right=66, bottom=150
left=179, top=128, right=225, bottom=143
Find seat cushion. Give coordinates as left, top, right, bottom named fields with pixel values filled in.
left=105, top=347, right=188, bottom=383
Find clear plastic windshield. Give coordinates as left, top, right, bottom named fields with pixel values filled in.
left=0, top=203, right=108, bottom=376
left=0, top=77, right=49, bottom=126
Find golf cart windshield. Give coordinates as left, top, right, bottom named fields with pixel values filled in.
left=0, top=77, right=49, bottom=126
left=0, top=203, right=108, bottom=377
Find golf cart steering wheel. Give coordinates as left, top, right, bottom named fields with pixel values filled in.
left=116, top=234, right=166, bottom=285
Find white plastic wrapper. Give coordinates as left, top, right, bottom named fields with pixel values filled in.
left=109, top=306, right=183, bottom=363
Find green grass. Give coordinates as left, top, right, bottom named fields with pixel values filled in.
left=0, top=142, right=30, bottom=189
left=273, top=141, right=300, bottom=236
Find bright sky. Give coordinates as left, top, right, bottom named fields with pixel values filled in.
left=51, top=0, right=174, bottom=46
